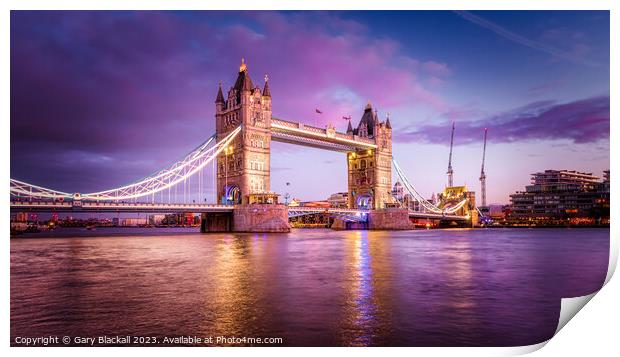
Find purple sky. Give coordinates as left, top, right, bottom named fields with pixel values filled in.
left=10, top=11, right=610, bottom=204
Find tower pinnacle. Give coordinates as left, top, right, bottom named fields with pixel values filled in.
left=215, top=81, right=224, bottom=103
left=263, top=74, right=271, bottom=97
left=239, top=58, right=247, bottom=72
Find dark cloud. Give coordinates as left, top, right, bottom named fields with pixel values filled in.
left=527, top=80, right=566, bottom=95
left=11, top=11, right=447, bottom=192
left=395, top=96, right=610, bottom=145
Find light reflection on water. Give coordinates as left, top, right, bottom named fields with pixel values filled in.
left=10, top=228, right=609, bottom=346
left=342, top=231, right=376, bottom=346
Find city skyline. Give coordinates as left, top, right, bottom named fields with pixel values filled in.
left=10, top=10, right=610, bottom=204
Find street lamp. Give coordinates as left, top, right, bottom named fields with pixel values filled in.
left=284, top=182, right=291, bottom=205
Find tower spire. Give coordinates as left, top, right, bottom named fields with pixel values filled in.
left=479, top=128, right=488, bottom=207
left=447, top=121, right=455, bottom=187
left=233, top=59, right=253, bottom=92
left=263, top=74, right=271, bottom=97
left=215, top=81, right=224, bottom=103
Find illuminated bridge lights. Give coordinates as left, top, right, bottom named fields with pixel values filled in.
left=10, top=126, right=242, bottom=202
left=10, top=126, right=471, bottom=221
left=392, top=159, right=468, bottom=215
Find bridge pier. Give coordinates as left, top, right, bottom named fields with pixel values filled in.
left=331, top=218, right=368, bottom=230
left=200, top=212, right=233, bottom=233
left=201, top=204, right=290, bottom=233
left=368, top=208, right=415, bottom=230
left=232, top=204, right=290, bottom=232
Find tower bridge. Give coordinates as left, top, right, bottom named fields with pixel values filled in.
left=214, top=59, right=394, bottom=212
left=10, top=59, right=477, bottom=232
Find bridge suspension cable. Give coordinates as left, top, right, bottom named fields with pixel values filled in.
left=10, top=126, right=242, bottom=202
left=392, top=159, right=467, bottom=215
left=10, top=179, right=73, bottom=200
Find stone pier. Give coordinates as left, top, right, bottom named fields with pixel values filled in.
left=232, top=204, right=290, bottom=232
left=200, top=212, right=233, bottom=233
left=368, top=208, right=415, bottom=230
left=331, top=218, right=368, bottom=230
left=200, top=204, right=291, bottom=233
left=201, top=206, right=418, bottom=233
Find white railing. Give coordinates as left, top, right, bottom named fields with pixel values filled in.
left=271, top=118, right=299, bottom=129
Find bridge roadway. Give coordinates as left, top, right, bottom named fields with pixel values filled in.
left=10, top=200, right=234, bottom=213
left=10, top=201, right=467, bottom=221
left=290, top=206, right=467, bottom=221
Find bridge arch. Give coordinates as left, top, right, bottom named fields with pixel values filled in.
left=225, top=185, right=241, bottom=205
left=356, top=194, right=373, bottom=210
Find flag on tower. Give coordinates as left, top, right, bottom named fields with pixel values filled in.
left=315, top=108, right=323, bottom=114
left=342, top=115, right=351, bottom=120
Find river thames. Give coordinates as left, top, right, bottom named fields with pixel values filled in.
left=10, top=228, right=609, bottom=347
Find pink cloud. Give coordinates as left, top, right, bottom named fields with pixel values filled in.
left=11, top=11, right=451, bottom=188
left=209, top=12, right=448, bottom=126
left=422, top=61, right=452, bottom=77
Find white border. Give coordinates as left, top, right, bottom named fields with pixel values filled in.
left=2, top=1, right=617, bottom=356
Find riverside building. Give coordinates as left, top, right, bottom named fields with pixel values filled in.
left=509, top=169, right=610, bottom=225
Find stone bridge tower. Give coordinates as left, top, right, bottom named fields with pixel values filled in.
left=215, top=59, right=272, bottom=204
left=347, top=102, right=393, bottom=210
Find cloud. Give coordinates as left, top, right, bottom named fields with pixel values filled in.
left=10, top=11, right=448, bottom=190
left=394, top=96, right=609, bottom=145
left=454, top=11, right=598, bottom=67
left=440, top=102, right=485, bottom=121
left=527, top=80, right=566, bottom=95
left=239, top=12, right=448, bottom=121
left=421, top=61, right=452, bottom=77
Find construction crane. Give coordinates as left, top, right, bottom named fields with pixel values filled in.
left=446, top=121, right=455, bottom=187
left=479, top=128, right=488, bottom=207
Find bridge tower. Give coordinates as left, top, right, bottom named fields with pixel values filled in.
left=215, top=59, right=272, bottom=205
left=347, top=102, right=393, bottom=210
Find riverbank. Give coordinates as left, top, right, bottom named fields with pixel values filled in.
left=482, top=224, right=610, bottom=229
left=10, top=224, right=612, bottom=239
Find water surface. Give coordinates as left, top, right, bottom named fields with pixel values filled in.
left=10, top=228, right=609, bottom=346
